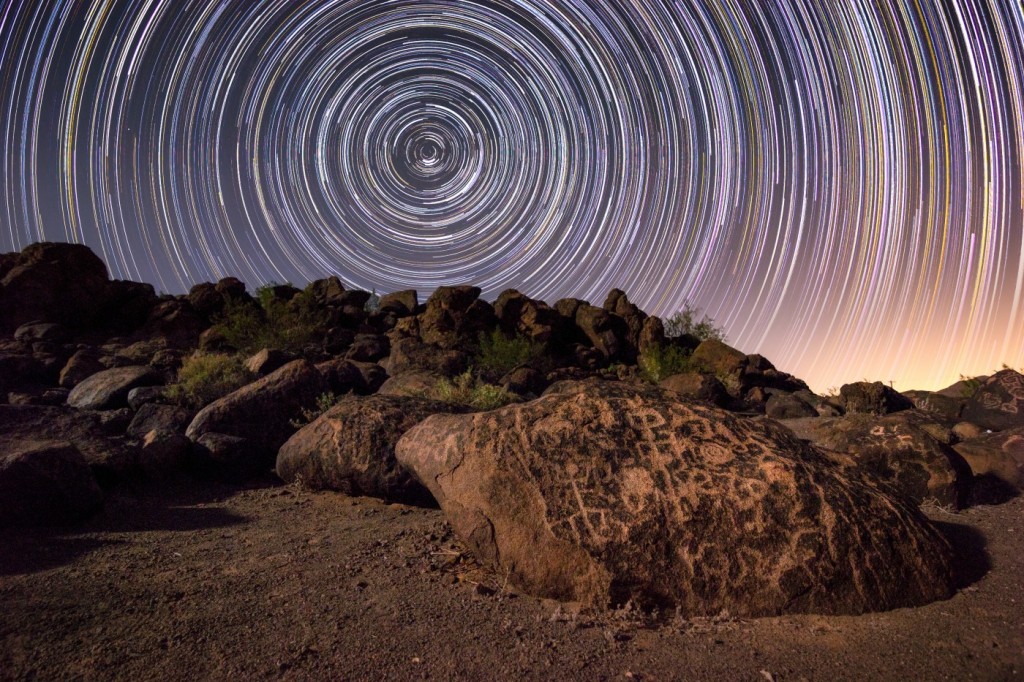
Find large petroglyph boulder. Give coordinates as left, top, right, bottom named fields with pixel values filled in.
left=396, top=381, right=955, bottom=616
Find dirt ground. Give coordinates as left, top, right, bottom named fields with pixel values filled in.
left=1, top=478, right=1021, bottom=681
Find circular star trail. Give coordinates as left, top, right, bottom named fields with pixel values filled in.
left=1, top=0, right=1023, bottom=391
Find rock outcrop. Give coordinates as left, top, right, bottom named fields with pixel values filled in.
left=962, top=370, right=1024, bottom=432
left=396, top=381, right=955, bottom=616
left=276, top=395, right=464, bottom=502
left=0, top=440, right=103, bottom=527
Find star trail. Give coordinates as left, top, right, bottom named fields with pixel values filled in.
left=1, top=0, right=1023, bottom=392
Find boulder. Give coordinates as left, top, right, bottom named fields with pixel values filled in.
left=245, top=348, right=295, bottom=377
left=840, top=382, right=914, bottom=416
left=185, top=360, right=327, bottom=467
left=66, top=366, right=162, bottom=410
left=377, top=371, right=443, bottom=399
left=304, top=276, right=346, bottom=307
left=127, top=403, right=194, bottom=439
left=0, top=405, right=139, bottom=483
left=346, top=334, right=390, bottom=362
left=276, top=395, right=464, bottom=502
left=494, top=290, right=564, bottom=345
left=904, top=390, right=966, bottom=424
left=659, top=372, right=730, bottom=407
left=765, top=392, right=818, bottom=420
left=953, top=427, right=1024, bottom=490
left=574, top=304, right=626, bottom=360
left=191, top=432, right=257, bottom=479
left=316, top=358, right=368, bottom=395
left=780, top=412, right=972, bottom=508
left=138, top=429, right=192, bottom=479
left=0, top=440, right=103, bottom=527
left=962, top=369, right=1024, bottom=431
left=126, top=385, right=169, bottom=411
left=13, top=321, right=67, bottom=343
left=396, top=381, right=955, bottom=615
left=385, top=336, right=469, bottom=378
left=378, top=289, right=418, bottom=315
left=0, top=242, right=110, bottom=333
left=690, top=339, right=747, bottom=377
left=412, top=285, right=488, bottom=347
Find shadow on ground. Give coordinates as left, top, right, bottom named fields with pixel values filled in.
left=0, top=477, right=272, bottom=577
left=931, top=518, right=991, bottom=589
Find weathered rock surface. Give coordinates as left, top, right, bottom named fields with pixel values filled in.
left=396, top=381, right=955, bottom=615
left=780, top=412, right=971, bottom=508
left=840, top=382, right=914, bottom=416
left=66, top=366, right=163, bottom=410
left=765, top=392, right=819, bottom=419
left=0, top=440, right=103, bottom=527
left=953, top=427, right=1024, bottom=490
left=658, top=372, right=729, bottom=407
left=185, top=360, right=327, bottom=467
left=276, top=395, right=464, bottom=502
left=962, top=370, right=1024, bottom=431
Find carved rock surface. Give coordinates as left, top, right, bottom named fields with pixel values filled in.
left=962, top=370, right=1024, bottom=431
left=396, top=381, right=955, bottom=616
left=67, top=366, right=162, bottom=411
left=780, top=412, right=972, bottom=508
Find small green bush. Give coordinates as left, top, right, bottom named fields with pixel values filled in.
left=475, top=329, right=543, bottom=380
left=213, top=287, right=328, bottom=354
left=290, top=391, right=342, bottom=428
left=663, top=302, right=727, bottom=342
left=638, top=345, right=706, bottom=383
left=436, top=371, right=518, bottom=411
left=958, top=374, right=983, bottom=398
left=167, top=352, right=255, bottom=409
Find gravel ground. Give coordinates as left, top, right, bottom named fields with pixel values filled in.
left=1, top=479, right=1021, bottom=681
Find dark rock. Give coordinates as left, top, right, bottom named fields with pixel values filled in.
left=417, top=285, right=494, bottom=347
left=904, top=390, right=966, bottom=424
left=138, top=429, right=193, bottom=479
left=379, top=290, right=418, bottom=315
left=99, top=280, right=158, bottom=333
left=765, top=392, right=818, bottom=419
left=494, top=290, right=564, bottom=345
left=305, top=277, right=346, bottom=307
left=501, top=367, right=546, bottom=396
left=386, top=336, right=469, bottom=378
left=316, top=358, right=366, bottom=395
left=135, top=299, right=205, bottom=349
left=126, top=385, right=169, bottom=411
left=659, top=372, right=730, bottom=407
left=185, top=360, right=328, bottom=470
left=396, top=380, right=955, bottom=615
left=67, top=366, right=162, bottom=410
left=962, top=370, right=1024, bottom=431
left=191, top=432, right=259, bottom=479
left=350, top=361, right=388, bottom=394
left=346, top=334, right=390, bottom=362
left=840, top=382, right=915, bottom=415
left=276, top=395, right=465, bottom=502
left=377, top=371, right=443, bottom=399
left=245, top=348, right=295, bottom=377
left=14, top=321, right=67, bottom=343
left=781, top=412, right=972, bottom=508
left=0, top=405, right=139, bottom=483
left=127, top=403, right=194, bottom=439
left=638, top=317, right=666, bottom=355
left=0, top=440, right=103, bottom=527
left=0, top=242, right=110, bottom=333
left=691, top=339, right=747, bottom=378
left=953, top=427, right=1024, bottom=490
left=574, top=305, right=626, bottom=360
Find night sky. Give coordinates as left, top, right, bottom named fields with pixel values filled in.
left=1, top=0, right=1022, bottom=392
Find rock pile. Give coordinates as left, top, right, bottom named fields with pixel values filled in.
left=3, top=241, right=1019, bottom=617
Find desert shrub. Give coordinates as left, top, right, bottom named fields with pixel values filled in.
left=290, top=391, right=342, bottom=428
left=638, top=345, right=706, bottom=383
left=958, top=374, right=983, bottom=398
left=167, top=352, right=255, bottom=409
left=364, top=289, right=380, bottom=314
left=475, top=329, right=543, bottom=380
left=436, top=371, right=518, bottom=411
left=213, top=286, right=328, bottom=354
left=663, top=302, right=727, bottom=342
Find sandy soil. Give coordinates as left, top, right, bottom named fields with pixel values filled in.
left=1, top=479, right=1021, bottom=681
